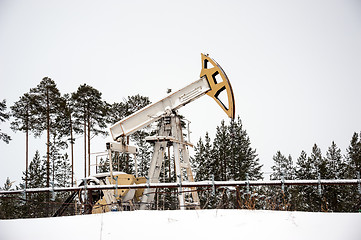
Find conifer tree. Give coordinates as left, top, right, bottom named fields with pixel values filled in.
left=123, top=95, right=151, bottom=119
left=345, top=132, right=361, bottom=212
left=295, top=150, right=311, bottom=179
left=323, top=141, right=345, bottom=211
left=311, top=144, right=327, bottom=179
left=229, top=117, right=262, bottom=181
left=269, top=151, right=296, bottom=210
left=54, top=153, right=72, bottom=188
left=98, top=157, right=110, bottom=173
left=0, top=99, right=11, bottom=143
left=11, top=93, right=39, bottom=189
left=271, top=151, right=295, bottom=180
left=325, top=141, right=344, bottom=179
left=193, top=137, right=206, bottom=180
left=346, top=132, right=361, bottom=177
left=0, top=177, right=18, bottom=219
left=20, top=151, right=48, bottom=218
left=212, top=120, right=230, bottom=181
left=193, top=116, right=262, bottom=209
left=295, top=144, right=324, bottom=211
left=59, top=94, right=79, bottom=186
left=72, top=84, right=108, bottom=177
left=192, top=133, right=215, bottom=209
left=132, top=131, right=152, bottom=176
left=30, top=77, right=63, bottom=188
left=294, top=150, right=311, bottom=210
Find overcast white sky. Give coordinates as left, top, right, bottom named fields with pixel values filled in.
left=1, top=0, right=361, bottom=186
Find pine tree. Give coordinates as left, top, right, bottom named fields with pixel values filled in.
left=229, top=117, right=262, bottom=181
left=24, top=151, right=46, bottom=189
left=295, top=150, right=312, bottom=179
left=271, top=151, right=295, bottom=180
left=193, top=116, right=262, bottom=209
left=295, top=145, right=324, bottom=211
left=311, top=144, right=327, bottom=179
left=11, top=93, right=39, bottom=189
left=132, top=131, right=152, bottom=177
left=344, top=132, right=361, bottom=212
left=54, top=153, right=72, bottom=187
left=323, top=141, right=345, bottom=211
left=211, top=120, right=235, bottom=209
left=346, top=132, right=361, bottom=178
left=47, top=133, right=67, bottom=187
left=20, top=151, right=48, bottom=218
left=72, top=84, right=108, bottom=177
left=269, top=151, right=296, bottom=210
left=0, top=177, right=19, bottom=219
left=98, top=157, right=110, bottom=173
left=56, top=94, right=80, bottom=186
left=30, top=77, right=63, bottom=188
left=325, top=141, right=344, bottom=179
left=109, top=94, right=151, bottom=123
left=192, top=134, right=214, bottom=209
left=294, top=150, right=311, bottom=211
left=212, top=120, right=230, bottom=181
left=193, top=137, right=206, bottom=181
left=0, top=99, right=11, bottom=143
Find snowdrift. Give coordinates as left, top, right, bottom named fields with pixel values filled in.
left=1, top=209, right=360, bottom=240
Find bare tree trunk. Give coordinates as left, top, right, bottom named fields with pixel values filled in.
left=70, top=113, right=74, bottom=186
left=25, top=128, right=28, bottom=190
left=84, top=110, right=87, bottom=178
left=46, top=89, right=50, bottom=188
left=46, top=89, right=50, bottom=216
left=25, top=106, right=29, bottom=191
left=87, top=114, right=91, bottom=176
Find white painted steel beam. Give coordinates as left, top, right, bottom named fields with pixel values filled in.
left=106, top=142, right=138, bottom=154
left=109, top=77, right=210, bottom=141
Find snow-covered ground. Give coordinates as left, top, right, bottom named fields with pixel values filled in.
left=1, top=209, right=360, bottom=240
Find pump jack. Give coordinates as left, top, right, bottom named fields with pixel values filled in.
left=54, top=54, right=235, bottom=215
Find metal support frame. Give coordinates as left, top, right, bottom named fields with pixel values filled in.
left=140, top=113, right=200, bottom=210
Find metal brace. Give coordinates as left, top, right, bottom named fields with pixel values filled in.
left=357, top=172, right=361, bottom=194
left=211, top=174, right=215, bottom=195
left=22, top=188, right=26, bottom=201
left=83, top=178, right=88, bottom=203
left=50, top=181, right=55, bottom=201
left=318, top=173, right=322, bottom=196
left=146, top=176, right=150, bottom=194
left=178, top=174, right=182, bottom=195
left=246, top=173, right=250, bottom=195
left=113, top=176, right=118, bottom=198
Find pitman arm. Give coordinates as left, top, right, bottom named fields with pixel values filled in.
left=109, top=54, right=235, bottom=141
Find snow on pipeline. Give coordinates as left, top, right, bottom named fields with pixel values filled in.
left=0, top=209, right=360, bottom=240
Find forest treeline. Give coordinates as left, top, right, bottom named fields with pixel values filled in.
left=0, top=77, right=152, bottom=218
left=192, top=120, right=361, bottom=212
left=1, top=77, right=151, bottom=186
left=0, top=77, right=361, bottom=218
